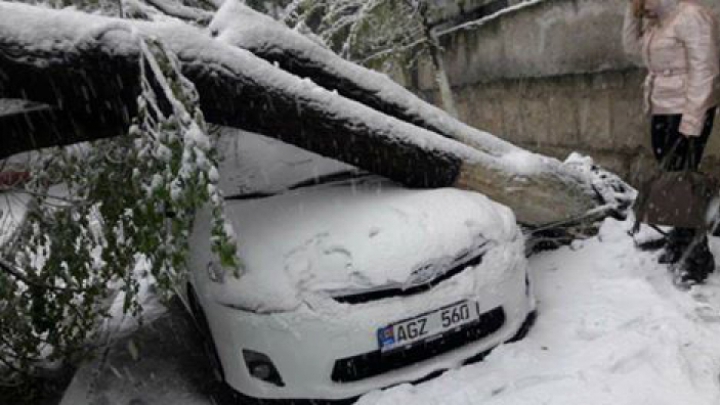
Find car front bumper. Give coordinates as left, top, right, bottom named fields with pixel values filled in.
left=200, top=239, right=534, bottom=401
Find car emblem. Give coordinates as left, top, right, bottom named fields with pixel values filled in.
left=407, top=265, right=439, bottom=287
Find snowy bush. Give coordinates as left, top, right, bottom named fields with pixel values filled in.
left=0, top=34, right=238, bottom=386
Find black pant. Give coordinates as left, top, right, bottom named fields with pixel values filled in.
left=651, top=108, right=716, bottom=171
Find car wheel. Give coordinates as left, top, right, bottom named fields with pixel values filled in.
left=506, top=310, right=537, bottom=343
left=187, top=284, right=226, bottom=383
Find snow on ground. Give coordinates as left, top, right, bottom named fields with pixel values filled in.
left=357, top=218, right=720, bottom=405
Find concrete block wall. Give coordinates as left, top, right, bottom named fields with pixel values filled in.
left=412, top=0, right=720, bottom=186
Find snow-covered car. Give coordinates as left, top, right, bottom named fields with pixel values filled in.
left=182, top=131, right=536, bottom=402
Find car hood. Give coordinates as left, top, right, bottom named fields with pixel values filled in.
left=209, top=177, right=520, bottom=313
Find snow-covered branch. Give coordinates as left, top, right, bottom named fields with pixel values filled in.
left=0, top=1, right=629, bottom=227
left=143, top=0, right=214, bottom=23
left=435, top=0, right=546, bottom=38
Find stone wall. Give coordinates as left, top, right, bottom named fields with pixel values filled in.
left=413, top=0, right=720, bottom=186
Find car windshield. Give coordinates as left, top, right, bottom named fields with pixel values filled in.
left=216, top=130, right=362, bottom=198
left=224, top=169, right=371, bottom=200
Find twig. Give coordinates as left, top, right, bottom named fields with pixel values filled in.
left=0, top=258, right=81, bottom=294
left=143, top=0, right=213, bottom=24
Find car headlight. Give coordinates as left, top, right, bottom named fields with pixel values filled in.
left=243, top=349, right=285, bottom=387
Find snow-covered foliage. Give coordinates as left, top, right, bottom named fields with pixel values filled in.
left=283, top=0, right=458, bottom=115
left=284, top=0, right=417, bottom=61
left=0, top=32, right=237, bottom=385
left=280, top=0, right=546, bottom=116
left=131, top=37, right=240, bottom=291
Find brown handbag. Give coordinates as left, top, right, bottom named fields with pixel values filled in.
left=634, top=139, right=719, bottom=230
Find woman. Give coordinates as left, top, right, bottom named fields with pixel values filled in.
left=623, top=0, right=720, bottom=284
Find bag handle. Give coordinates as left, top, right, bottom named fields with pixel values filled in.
left=658, top=137, right=684, bottom=171
left=685, top=138, right=697, bottom=172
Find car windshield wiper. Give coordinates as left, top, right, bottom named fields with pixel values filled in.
left=224, top=191, right=276, bottom=201
left=286, top=170, right=371, bottom=191
left=224, top=170, right=372, bottom=201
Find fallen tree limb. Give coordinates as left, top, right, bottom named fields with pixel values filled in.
left=1, top=101, right=124, bottom=162
left=209, top=1, right=516, bottom=156
left=0, top=2, right=625, bottom=226
left=208, top=1, right=633, bottom=225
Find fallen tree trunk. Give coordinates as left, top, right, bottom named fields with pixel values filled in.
left=0, top=2, right=624, bottom=227
left=207, top=1, right=631, bottom=226
left=209, top=1, right=515, bottom=157
left=1, top=100, right=126, bottom=161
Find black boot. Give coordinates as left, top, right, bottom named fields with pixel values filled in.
left=675, top=236, right=715, bottom=286
left=659, top=243, right=683, bottom=264
left=659, top=228, right=693, bottom=264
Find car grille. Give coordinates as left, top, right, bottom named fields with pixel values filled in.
left=332, top=252, right=485, bottom=305
left=331, top=306, right=505, bottom=383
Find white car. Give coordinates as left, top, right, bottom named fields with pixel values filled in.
left=182, top=131, right=535, bottom=402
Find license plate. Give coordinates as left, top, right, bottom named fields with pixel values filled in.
left=377, top=301, right=480, bottom=352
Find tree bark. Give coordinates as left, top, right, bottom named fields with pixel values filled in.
left=1, top=100, right=127, bottom=159
left=0, top=2, right=618, bottom=227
